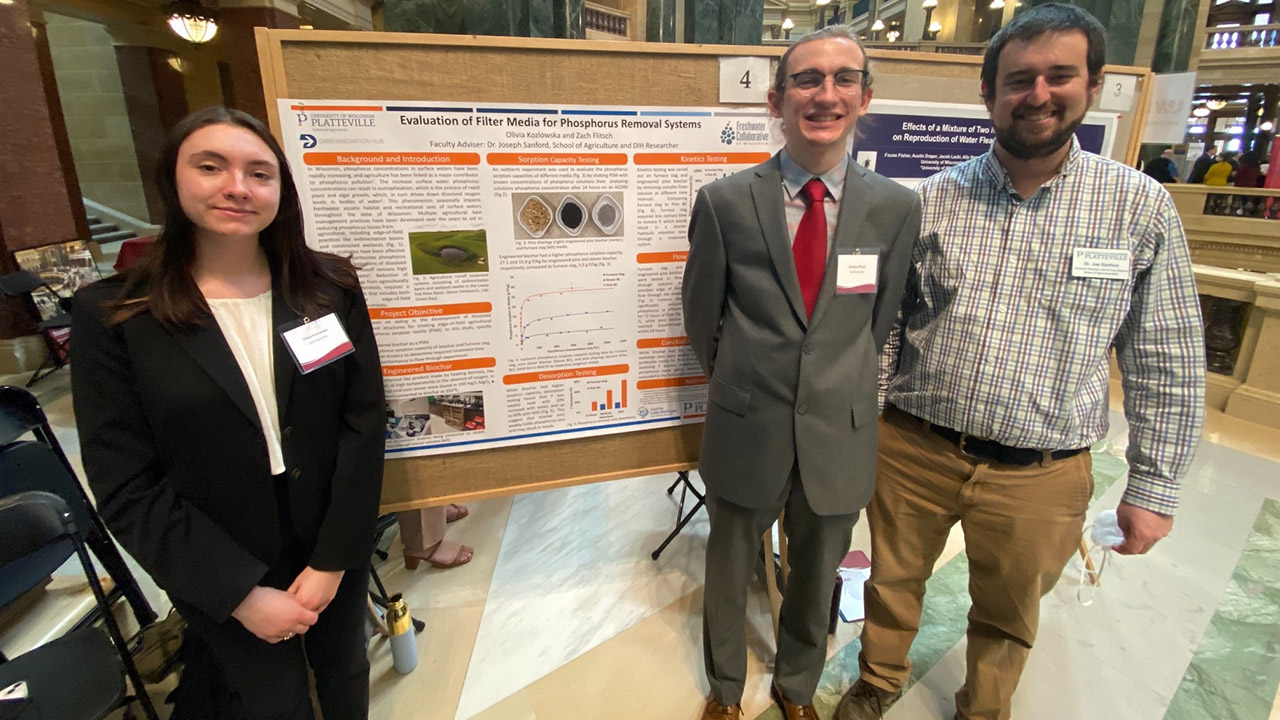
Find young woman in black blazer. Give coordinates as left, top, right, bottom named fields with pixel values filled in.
left=71, top=107, right=385, bottom=719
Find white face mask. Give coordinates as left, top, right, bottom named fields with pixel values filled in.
left=1076, top=509, right=1126, bottom=606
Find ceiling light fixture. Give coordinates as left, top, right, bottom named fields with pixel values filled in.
left=162, top=0, right=219, bottom=44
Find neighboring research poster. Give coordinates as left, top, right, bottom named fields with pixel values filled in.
left=852, top=99, right=1119, bottom=187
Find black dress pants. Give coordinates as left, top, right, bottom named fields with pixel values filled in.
left=171, top=565, right=371, bottom=720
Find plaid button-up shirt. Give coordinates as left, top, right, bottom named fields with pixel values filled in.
left=881, top=138, right=1205, bottom=514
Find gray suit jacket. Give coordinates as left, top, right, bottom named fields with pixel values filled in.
left=682, top=153, right=920, bottom=516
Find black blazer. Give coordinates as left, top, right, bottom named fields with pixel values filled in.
left=71, top=275, right=385, bottom=624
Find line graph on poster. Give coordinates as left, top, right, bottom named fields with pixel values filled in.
left=506, top=274, right=627, bottom=350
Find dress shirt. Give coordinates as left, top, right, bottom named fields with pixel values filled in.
left=207, top=292, right=286, bottom=475
left=881, top=137, right=1205, bottom=514
left=780, top=149, right=848, bottom=249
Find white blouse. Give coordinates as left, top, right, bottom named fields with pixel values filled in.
left=206, top=291, right=286, bottom=475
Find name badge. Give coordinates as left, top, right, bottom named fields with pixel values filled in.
left=1071, top=248, right=1130, bottom=280
left=280, top=313, right=354, bottom=374
left=836, top=248, right=878, bottom=294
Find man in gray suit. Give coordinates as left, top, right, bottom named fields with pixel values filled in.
left=682, top=26, right=920, bottom=720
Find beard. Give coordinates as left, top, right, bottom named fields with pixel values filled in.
left=993, top=104, right=1086, bottom=160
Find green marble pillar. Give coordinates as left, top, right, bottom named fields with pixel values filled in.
left=648, top=0, right=678, bottom=42
left=384, top=0, right=465, bottom=33
left=1024, top=0, right=1142, bottom=65
left=1151, top=0, right=1199, bottom=72
left=553, top=0, right=585, bottom=39
left=685, top=0, right=762, bottom=45
left=1102, top=0, right=1143, bottom=66
left=383, top=0, right=557, bottom=37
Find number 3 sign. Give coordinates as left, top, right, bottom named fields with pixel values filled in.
left=1098, top=72, right=1136, bottom=113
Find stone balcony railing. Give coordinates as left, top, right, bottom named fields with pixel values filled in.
left=1194, top=265, right=1280, bottom=429
left=1167, top=184, right=1280, bottom=274
left=1196, top=23, right=1280, bottom=83
left=1204, top=23, right=1280, bottom=50
left=585, top=2, right=630, bottom=40
left=1172, top=181, right=1280, bottom=429
left=861, top=41, right=987, bottom=56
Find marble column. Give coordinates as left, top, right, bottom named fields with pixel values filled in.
left=685, top=0, right=761, bottom=45
left=553, top=0, right=585, bottom=39
left=1025, top=0, right=1143, bottom=65
left=1103, top=0, right=1144, bottom=65
left=1151, top=0, right=1200, bottom=72
left=384, top=0, right=464, bottom=33
left=385, top=0, right=558, bottom=37
left=647, top=0, right=677, bottom=42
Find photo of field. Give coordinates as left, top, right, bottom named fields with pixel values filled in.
left=407, top=229, right=489, bottom=275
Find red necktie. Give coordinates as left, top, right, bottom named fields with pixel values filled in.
left=794, top=178, right=828, bottom=319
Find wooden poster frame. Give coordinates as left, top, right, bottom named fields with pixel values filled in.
left=253, top=29, right=1153, bottom=511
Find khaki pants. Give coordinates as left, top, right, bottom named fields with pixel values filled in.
left=858, top=408, right=1093, bottom=720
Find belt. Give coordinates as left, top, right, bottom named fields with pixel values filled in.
left=889, top=407, right=1087, bottom=466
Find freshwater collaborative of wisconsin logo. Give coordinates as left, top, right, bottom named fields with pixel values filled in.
left=719, top=119, right=770, bottom=146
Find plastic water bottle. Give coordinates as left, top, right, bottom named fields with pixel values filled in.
left=386, top=594, right=418, bottom=674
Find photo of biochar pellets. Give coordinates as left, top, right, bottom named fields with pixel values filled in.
left=511, top=191, right=624, bottom=240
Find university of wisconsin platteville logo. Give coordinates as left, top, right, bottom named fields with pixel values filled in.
left=720, top=123, right=736, bottom=145
left=300, top=134, right=318, bottom=149
left=296, top=104, right=308, bottom=126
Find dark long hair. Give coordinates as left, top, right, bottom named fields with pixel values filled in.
left=108, top=107, right=358, bottom=327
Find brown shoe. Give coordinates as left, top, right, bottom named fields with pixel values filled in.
left=701, top=698, right=741, bottom=720
left=770, top=684, right=818, bottom=720
left=833, top=678, right=904, bottom=720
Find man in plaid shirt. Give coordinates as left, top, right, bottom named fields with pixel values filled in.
left=837, top=5, right=1205, bottom=720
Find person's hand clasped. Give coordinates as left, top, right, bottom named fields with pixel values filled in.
left=231, top=586, right=319, bottom=643
left=1112, top=501, right=1173, bottom=555
left=288, top=566, right=345, bottom=614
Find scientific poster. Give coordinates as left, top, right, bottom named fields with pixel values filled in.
left=280, top=99, right=780, bottom=457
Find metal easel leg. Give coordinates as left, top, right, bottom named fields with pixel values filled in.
left=651, top=471, right=705, bottom=560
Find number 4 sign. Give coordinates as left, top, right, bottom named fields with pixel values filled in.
left=719, top=56, right=772, bottom=104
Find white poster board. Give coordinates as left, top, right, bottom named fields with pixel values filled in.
left=1141, top=72, right=1198, bottom=145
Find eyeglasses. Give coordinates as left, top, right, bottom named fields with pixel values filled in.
left=788, top=69, right=870, bottom=95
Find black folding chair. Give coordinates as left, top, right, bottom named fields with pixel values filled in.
left=0, top=491, right=160, bottom=720
left=0, top=271, right=72, bottom=387
left=0, top=386, right=157, bottom=629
